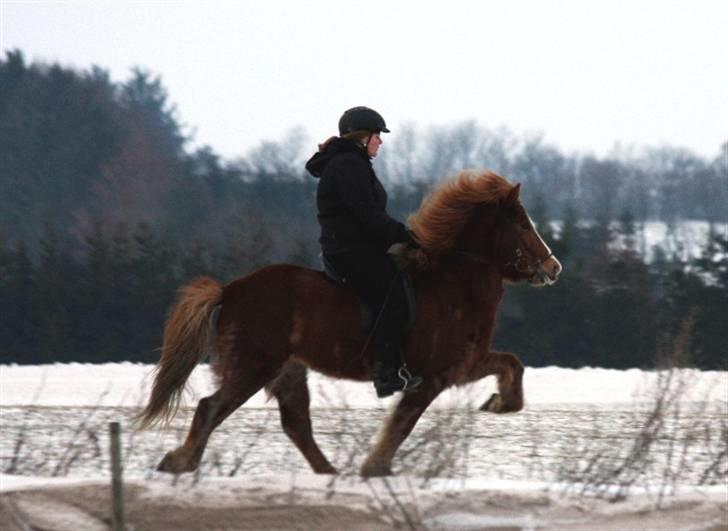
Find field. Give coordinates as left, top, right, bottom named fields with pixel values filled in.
left=1, top=363, right=726, bottom=530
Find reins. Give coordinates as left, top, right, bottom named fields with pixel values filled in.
left=454, top=249, right=496, bottom=265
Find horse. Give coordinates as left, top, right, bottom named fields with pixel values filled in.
left=136, top=169, right=562, bottom=477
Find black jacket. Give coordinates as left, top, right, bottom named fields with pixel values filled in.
left=305, top=138, right=412, bottom=254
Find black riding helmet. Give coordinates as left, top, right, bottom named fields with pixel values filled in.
left=338, top=106, right=390, bottom=136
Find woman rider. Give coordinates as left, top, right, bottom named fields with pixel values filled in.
left=305, top=106, right=423, bottom=398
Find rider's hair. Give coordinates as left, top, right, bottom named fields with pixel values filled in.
left=317, top=129, right=372, bottom=152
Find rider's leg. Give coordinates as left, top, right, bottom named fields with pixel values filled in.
left=325, top=250, right=422, bottom=397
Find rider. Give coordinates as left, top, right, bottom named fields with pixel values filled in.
left=305, top=106, right=423, bottom=398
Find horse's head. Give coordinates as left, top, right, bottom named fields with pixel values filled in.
left=494, top=184, right=562, bottom=286
left=407, top=171, right=562, bottom=285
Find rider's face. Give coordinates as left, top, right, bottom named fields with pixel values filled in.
left=367, top=132, right=382, bottom=158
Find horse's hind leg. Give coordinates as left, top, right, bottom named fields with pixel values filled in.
left=479, top=351, right=524, bottom=414
left=157, top=373, right=269, bottom=474
left=266, top=362, right=337, bottom=474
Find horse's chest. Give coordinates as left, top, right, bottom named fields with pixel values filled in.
left=418, top=273, right=500, bottom=365
left=425, top=313, right=492, bottom=362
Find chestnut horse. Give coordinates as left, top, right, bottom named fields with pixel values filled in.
left=137, top=170, right=562, bottom=477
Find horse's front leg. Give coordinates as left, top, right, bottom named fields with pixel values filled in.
left=360, top=382, right=442, bottom=477
left=478, top=350, right=524, bottom=414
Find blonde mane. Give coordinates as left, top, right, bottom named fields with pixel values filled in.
left=407, top=169, right=515, bottom=253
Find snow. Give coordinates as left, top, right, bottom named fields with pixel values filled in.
left=1, top=362, right=726, bottom=409
left=0, top=474, right=103, bottom=493
left=639, top=220, right=727, bottom=261
left=426, top=511, right=540, bottom=530
left=2, top=472, right=726, bottom=530
left=1, top=362, right=726, bottom=529
left=3, top=469, right=725, bottom=499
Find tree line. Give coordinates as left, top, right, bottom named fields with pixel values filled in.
left=1, top=50, right=726, bottom=368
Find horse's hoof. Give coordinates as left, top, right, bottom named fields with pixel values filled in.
left=480, top=393, right=502, bottom=413
left=156, top=455, right=172, bottom=473
left=480, top=392, right=523, bottom=413
left=360, top=462, right=393, bottom=477
left=315, top=464, right=338, bottom=475
left=156, top=452, right=177, bottom=473
left=157, top=450, right=195, bottom=474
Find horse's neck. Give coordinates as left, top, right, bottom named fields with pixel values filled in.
left=416, top=255, right=504, bottom=301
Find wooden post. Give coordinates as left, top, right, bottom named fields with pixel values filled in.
left=109, top=422, right=125, bottom=531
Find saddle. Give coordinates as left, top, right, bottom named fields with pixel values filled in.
left=320, top=253, right=417, bottom=332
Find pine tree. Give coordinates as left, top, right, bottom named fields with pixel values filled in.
left=0, top=241, right=37, bottom=362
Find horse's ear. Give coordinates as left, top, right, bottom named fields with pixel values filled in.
left=505, top=183, right=521, bottom=206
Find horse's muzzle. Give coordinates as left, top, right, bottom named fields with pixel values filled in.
left=532, top=256, right=562, bottom=286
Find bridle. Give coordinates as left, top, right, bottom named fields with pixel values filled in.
left=503, top=246, right=554, bottom=274
left=429, top=205, right=556, bottom=284
left=454, top=236, right=555, bottom=284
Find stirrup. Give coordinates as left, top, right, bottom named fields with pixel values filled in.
left=397, top=366, right=422, bottom=392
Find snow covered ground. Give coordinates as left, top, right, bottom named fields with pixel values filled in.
left=1, top=361, right=725, bottom=409
left=1, top=471, right=726, bottom=530
left=1, top=363, right=726, bottom=530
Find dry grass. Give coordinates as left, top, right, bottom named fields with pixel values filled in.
left=553, top=315, right=727, bottom=505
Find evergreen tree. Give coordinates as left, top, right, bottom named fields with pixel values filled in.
left=690, top=225, right=728, bottom=367
left=33, top=225, right=77, bottom=362
left=179, top=239, right=214, bottom=280
left=0, top=241, right=37, bottom=362
left=0, top=51, right=121, bottom=246
left=127, top=223, right=178, bottom=361
left=120, top=67, right=187, bottom=158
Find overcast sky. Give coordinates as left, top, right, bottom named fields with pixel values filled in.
left=2, top=0, right=727, bottom=160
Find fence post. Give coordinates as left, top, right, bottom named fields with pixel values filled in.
left=109, top=422, right=125, bottom=531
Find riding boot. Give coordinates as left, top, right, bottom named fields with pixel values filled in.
left=372, top=344, right=423, bottom=398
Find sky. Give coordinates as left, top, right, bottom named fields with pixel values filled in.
left=1, top=0, right=727, bottom=161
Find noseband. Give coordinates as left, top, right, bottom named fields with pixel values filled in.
left=503, top=247, right=554, bottom=275
left=455, top=243, right=554, bottom=283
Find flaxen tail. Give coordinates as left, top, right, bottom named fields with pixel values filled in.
left=135, top=277, right=222, bottom=430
